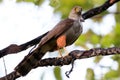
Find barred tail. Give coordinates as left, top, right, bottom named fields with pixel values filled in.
left=14, top=49, right=45, bottom=76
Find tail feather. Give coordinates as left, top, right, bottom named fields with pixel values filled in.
left=15, top=49, right=45, bottom=76
left=15, top=38, right=57, bottom=76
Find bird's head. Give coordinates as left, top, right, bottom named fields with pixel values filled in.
left=69, top=6, right=84, bottom=22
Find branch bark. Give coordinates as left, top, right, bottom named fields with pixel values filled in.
left=0, top=32, right=48, bottom=58
left=0, top=0, right=119, bottom=58
left=35, top=47, right=120, bottom=67
left=1, top=47, right=120, bottom=80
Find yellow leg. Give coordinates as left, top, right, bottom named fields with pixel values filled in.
left=58, top=49, right=63, bottom=57
left=58, top=47, right=69, bottom=57
left=63, top=47, right=69, bottom=56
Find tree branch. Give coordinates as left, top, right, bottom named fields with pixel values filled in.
left=0, top=0, right=119, bottom=58
left=35, top=47, right=120, bottom=67
left=1, top=47, right=120, bottom=80
left=0, top=32, right=48, bottom=58
left=82, top=0, right=120, bottom=19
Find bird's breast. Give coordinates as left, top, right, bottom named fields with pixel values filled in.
left=65, top=20, right=83, bottom=46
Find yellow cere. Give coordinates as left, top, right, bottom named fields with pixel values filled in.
left=75, top=7, right=80, bottom=12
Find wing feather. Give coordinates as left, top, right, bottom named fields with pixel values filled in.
left=39, top=18, right=74, bottom=46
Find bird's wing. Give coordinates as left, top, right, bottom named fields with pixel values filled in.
left=39, top=18, right=74, bottom=46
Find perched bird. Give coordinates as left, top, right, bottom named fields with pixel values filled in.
left=15, top=6, right=84, bottom=76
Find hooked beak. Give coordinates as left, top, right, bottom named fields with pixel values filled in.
left=80, top=16, right=84, bottom=22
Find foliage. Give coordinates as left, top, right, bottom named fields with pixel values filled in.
left=49, top=0, right=105, bottom=18
left=103, top=69, right=119, bottom=80
left=75, top=30, right=101, bottom=48
left=0, top=0, right=2, bottom=3
left=86, top=68, right=95, bottom=80
left=113, top=23, right=120, bottom=47
left=54, top=67, right=62, bottom=80
left=94, top=56, right=103, bottom=64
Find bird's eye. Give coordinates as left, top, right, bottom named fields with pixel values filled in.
left=75, top=7, right=80, bottom=13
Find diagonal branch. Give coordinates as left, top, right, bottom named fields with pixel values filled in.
left=0, top=0, right=119, bottom=58
left=1, top=47, right=120, bottom=80
left=83, top=0, right=120, bottom=19
left=0, top=32, right=48, bottom=58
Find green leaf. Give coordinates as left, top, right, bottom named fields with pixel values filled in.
left=115, top=3, right=120, bottom=22
left=100, top=34, right=113, bottom=47
left=111, top=55, right=120, bottom=62
left=113, top=23, right=120, bottom=47
left=0, top=0, right=2, bottom=3
left=93, top=56, right=103, bottom=64
left=86, top=68, right=95, bottom=80
left=92, top=0, right=104, bottom=5
left=91, top=34, right=100, bottom=45
left=104, top=70, right=119, bottom=79
left=49, top=0, right=60, bottom=8
left=75, top=29, right=101, bottom=48
left=75, top=34, right=87, bottom=46
left=54, top=67, right=62, bottom=80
